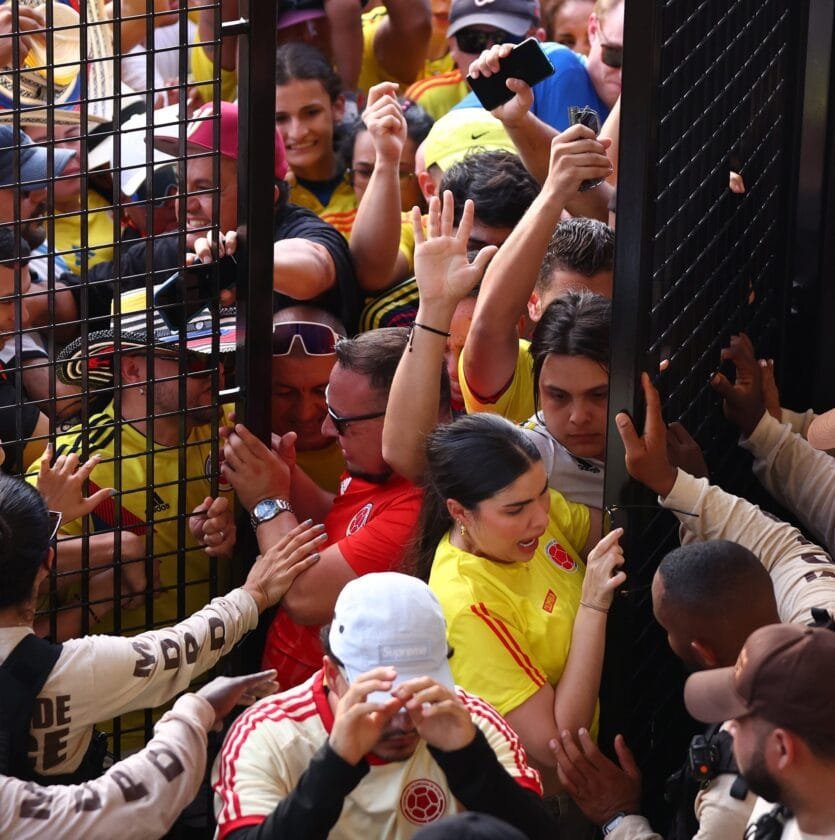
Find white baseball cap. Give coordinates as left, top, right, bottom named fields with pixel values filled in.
left=329, top=572, right=455, bottom=703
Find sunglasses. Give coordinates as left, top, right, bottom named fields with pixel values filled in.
left=47, top=509, right=63, bottom=542
left=325, top=384, right=386, bottom=436
left=454, top=27, right=524, bottom=55
left=601, top=44, right=623, bottom=68
left=273, top=322, right=343, bottom=356
left=152, top=348, right=214, bottom=375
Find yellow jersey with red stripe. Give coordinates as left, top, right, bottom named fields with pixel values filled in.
left=358, top=6, right=455, bottom=93
left=428, top=489, right=594, bottom=724
left=288, top=175, right=359, bottom=241
left=405, top=69, right=469, bottom=121
left=460, top=338, right=535, bottom=425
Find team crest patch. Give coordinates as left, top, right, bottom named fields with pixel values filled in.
left=205, top=455, right=232, bottom=492
left=346, top=503, right=373, bottom=535
left=400, top=779, right=447, bottom=825
left=546, top=540, right=577, bottom=572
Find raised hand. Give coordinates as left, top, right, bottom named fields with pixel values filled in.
left=467, top=43, right=534, bottom=127
left=363, top=82, right=406, bottom=164
left=580, top=527, right=626, bottom=611
left=543, top=124, right=613, bottom=199
left=615, top=372, right=678, bottom=497
left=666, top=421, right=709, bottom=479
left=37, top=446, right=115, bottom=523
left=709, top=333, right=767, bottom=437
left=412, top=190, right=497, bottom=312
left=242, top=520, right=325, bottom=611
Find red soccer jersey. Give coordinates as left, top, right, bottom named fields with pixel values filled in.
left=262, top=472, right=422, bottom=686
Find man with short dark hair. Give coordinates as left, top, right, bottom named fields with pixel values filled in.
left=213, top=572, right=555, bottom=839
left=685, top=623, right=835, bottom=839
left=223, top=328, right=444, bottom=689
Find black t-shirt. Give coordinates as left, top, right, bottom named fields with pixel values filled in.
left=0, top=358, right=39, bottom=474
left=76, top=203, right=360, bottom=334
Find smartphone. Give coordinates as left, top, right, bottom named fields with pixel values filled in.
left=467, top=38, right=555, bottom=111
left=568, top=105, right=604, bottom=192
left=154, top=255, right=237, bottom=332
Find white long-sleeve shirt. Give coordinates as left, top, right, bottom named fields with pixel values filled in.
left=0, top=692, right=214, bottom=840
left=0, top=587, right=257, bottom=777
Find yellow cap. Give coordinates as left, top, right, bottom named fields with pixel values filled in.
left=422, top=107, right=517, bottom=172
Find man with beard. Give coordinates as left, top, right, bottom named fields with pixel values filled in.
left=212, top=572, right=556, bottom=839
left=685, top=623, right=835, bottom=840
left=547, top=372, right=835, bottom=839
left=29, top=323, right=237, bottom=636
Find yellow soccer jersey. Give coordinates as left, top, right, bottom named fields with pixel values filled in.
left=54, top=189, right=114, bottom=275
left=29, top=405, right=234, bottom=632
left=460, top=338, right=535, bottom=424
left=296, top=441, right=345, bottom=494
left=288, top=175, right=359, bottom=240
left=213, top=670, right=542, bottom=839
left=429, top=489, right=591, bottom=719
left=190, top=42, right=238, bottom=103
left=358, top=7, right=455, bottom=93
left=405, top=69, right=469, bottom=121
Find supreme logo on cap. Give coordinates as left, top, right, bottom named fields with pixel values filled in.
left=379, top=642, right=431, bottom=663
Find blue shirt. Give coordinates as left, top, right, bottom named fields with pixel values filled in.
left=454, top=42, right=609, bottom=131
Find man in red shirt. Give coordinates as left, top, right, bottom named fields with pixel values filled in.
left=223, top=327, right=448, bottom=687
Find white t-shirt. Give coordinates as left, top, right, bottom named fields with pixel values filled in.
left=521, top=414, right=604, bottom=508
left=121, top=21, right=198, bottom=95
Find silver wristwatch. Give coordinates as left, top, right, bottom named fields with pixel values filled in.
left=250, top=497, right=294, bottom=530
left=602, top=813, right=627, bottom=836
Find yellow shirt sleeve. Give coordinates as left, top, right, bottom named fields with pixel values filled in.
left=460, top=339, right=535, bottom=424
left=190, top=43, right=238, bottom=103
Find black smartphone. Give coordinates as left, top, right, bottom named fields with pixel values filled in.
left=568, top=105, right=604, bottom=192
left=466, top=38, right=555, bottom=111
left=154, top=255, right=237, bottom=332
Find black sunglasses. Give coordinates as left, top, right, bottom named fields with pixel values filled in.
left=601, top=44, right=623, bottom=68
left=455, top=27, right=524, bottom=54
left=325, top=385, right=385, bottom=436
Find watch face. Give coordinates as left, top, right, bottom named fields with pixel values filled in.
left=254, top=499, right=278, bottom=519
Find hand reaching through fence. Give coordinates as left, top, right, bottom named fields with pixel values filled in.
left=709, top=333, right=767, bottom=437
left=198, top=669, right=280, bottom=731
left=36, top=446, right=116, bottom=522
left=666, top=421, right=709, bottom=479
left=615, top=372, right=678, bottom=497
left=190, top=495, right=237, bottom=559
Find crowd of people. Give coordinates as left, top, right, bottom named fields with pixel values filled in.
left=0, top=0, right=834, bottom=838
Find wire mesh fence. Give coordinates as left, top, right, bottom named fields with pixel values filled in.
left=603, top=0, right=807, bottom=827
left=0, top=0, right=252, bottom=770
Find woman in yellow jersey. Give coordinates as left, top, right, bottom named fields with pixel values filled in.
left=275, top=43, right=359, bottom=239
left=383, top=192, right=625, bottom=784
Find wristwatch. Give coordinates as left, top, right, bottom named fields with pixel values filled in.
left=250, top=497, right=294, bottom=530
left=602, top=813, right=627, bottom=836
